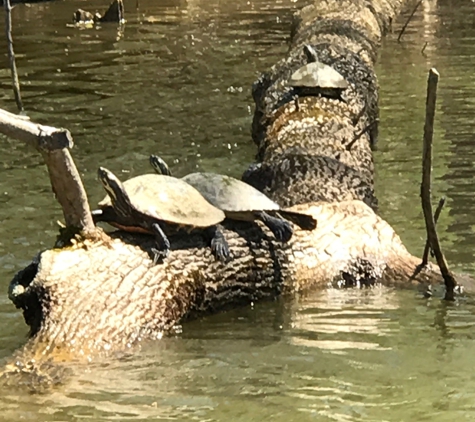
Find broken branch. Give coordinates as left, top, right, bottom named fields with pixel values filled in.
left=421, top=196, right=445, bottom=266
left=0, top=108, right=95, bottom=232
left=420, top=68, right=457, bottom=301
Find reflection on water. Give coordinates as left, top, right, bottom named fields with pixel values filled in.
left=1, top=0, right=475, bottom=420
left=4, top=289, right=475, bottom=421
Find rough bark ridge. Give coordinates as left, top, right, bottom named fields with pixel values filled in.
left=7, top=202, right=440, bottom=355
left=247, top=0, right=390, bottom=208
left=2, top=0, right=455, bottom=384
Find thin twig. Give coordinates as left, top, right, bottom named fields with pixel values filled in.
left=398, top=0, right=423, bottom=43
left=420, top=68, right=457, bottom=301
left=347, top=119, right=379, bottom=150
left=421, top=41, right=428, bottom=56
left=4, top=0, right=23, bottom=112
left=421, top=197, right=445, bottom=265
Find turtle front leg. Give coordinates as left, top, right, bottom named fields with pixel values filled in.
left=254, top=211, right=293, bottom=243
left=150, top=223, right=171, bottom=264
left=91, top=207, right=117, bottom=224
left=206, top=225, right=230, bottom=263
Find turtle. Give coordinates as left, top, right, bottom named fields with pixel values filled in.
left=92, top=167, right=230, bottom=263
left=149, top=155, right=317, bottom=243
left=288, top=44, right=349, bottom=100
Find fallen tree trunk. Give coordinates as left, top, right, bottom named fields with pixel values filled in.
left=2, top=0, right=468, bottom=386
left=7, top=201, right=447, bottom=355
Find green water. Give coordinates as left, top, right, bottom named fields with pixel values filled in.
left=1, top=0, right=475, bottom=420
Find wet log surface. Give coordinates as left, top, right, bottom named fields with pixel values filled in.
left=2, top=0, right=471, bottom=386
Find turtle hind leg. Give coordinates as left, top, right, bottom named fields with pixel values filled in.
left=254, top=211, right=292, bottom=242
left=206, top=225, right=230, bottom=263
left=278, top=210, right=316, bottom=231
left=150, top=223, right=171, bottom=264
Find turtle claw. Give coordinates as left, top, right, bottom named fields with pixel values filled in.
left=150, top=223, right=171, bottom=264
left=209, top=226, right=230, bottom=263
left=272, top=222, right=293, bottom=243
left=150, top=247, right=169, bottom=265
left=212, top=239, right=230, bottom=263
left=255, top=211, right=293, bottom=243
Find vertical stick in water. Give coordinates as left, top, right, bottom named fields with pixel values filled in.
left=4, top=0, right=24, bottom=112
left=420, top=68, right=457, bottom=301
left=421, top=197, right=445, bottom=266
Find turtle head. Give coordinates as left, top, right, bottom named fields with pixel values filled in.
left=97, top=167, right=131, bottom=216
left=149, top=155, right=172, bottom=176
left=98, top=167, right=121, bottom=200
left=303, top=45, right=318, bottom=64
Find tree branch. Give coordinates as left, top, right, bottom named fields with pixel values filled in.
left=420, top=68, right=457, bottom=301
left=421, top=196, right=445, bottom=266
left=0, top=108, right=95, bottom=232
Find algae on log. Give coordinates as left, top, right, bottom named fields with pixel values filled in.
left=1, top=0, right=464, bottom=376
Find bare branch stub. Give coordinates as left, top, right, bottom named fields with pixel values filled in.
left=38, top=127, right=74, bottom=151
left=0, top=107, right=95, bottom=232
left=420, top=68, right=457, bottom=301
left=0, top=108, right=73, bottom=151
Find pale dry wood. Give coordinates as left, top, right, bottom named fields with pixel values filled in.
left=0, top=108, right=72, bottom=150
left=0, top=108, right=95, bottom=231
left=7, top=201, right=447, bottom=363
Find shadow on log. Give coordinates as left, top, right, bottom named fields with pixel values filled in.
left=1, top=0, right=473, bottom=388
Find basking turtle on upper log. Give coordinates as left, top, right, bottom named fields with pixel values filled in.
left=149, top=155, right=317, bottom=243
left=289, top=44, right=349, bottom=101
left=92, top=167, right=230, bottom=263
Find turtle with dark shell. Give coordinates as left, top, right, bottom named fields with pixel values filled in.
left=289, top=44, right=349, bottom=100
left=149, top=155, right=316, bottom=243
left=92, top=167, right=230, bottom=263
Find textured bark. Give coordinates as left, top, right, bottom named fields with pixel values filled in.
left=3, top=0, right=467, bottom=387
left=7, top=201, right=446, bottom=359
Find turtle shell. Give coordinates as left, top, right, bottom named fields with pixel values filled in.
left=99, top=174, right=225, bottom=227
left=289, top=61, right=349, bottom=89
left=182, top=173, right=280, bottom=213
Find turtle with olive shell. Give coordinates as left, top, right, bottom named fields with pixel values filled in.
left=92, top=167, right=230, bottom=263
left=289, top=44, right=349, bottom=101
left=149, top=155, right=317, bottom=243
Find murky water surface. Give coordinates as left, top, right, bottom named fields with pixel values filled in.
left=0, top=0, right=475, bottom=420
